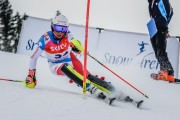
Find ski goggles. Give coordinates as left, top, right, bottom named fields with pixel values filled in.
left=53, top=25, right=68, bottom=33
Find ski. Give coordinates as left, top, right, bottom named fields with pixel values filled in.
left=104, top=95, right=143, bottom=108
left=135, top=100, right=144, bottom=108
left=127, top=99, right=144, bottom=108
left=124, top=96, right=144, bottom=108
left=97, top=92, right=116, bottom=105
left=109, top=98, right=116, bottom=105
left=102, top=97, right=116, bottom=106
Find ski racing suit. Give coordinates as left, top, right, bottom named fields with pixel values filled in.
left=28, top=31, right=119, bottom=99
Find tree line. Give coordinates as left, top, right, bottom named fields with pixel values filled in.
left=0, top=0, right=27, bottom=53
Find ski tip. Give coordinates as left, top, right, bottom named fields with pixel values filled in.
left=137, top=100, right=144, bottom=108
left=109, top=98, right=116, bottom=105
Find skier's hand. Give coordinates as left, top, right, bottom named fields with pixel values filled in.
left=25, top=69, right=37, bottom=88
left=71, top=45, right=81, bottom=54
left=70, top=39, right=84, bottom=54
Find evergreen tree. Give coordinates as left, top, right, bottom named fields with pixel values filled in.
left=10, top=12, right=20, bottom=52
left=0, top=0, right=25, bottom=53
left=13, top=13, right=27, bottom=53
left=0, top=0, right=14, bottom=52
left=0, top=1, right=3, bottom=49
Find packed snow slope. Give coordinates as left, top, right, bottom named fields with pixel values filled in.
left=0, top=51, right=180, bottom=120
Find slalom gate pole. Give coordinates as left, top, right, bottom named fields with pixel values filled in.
left=87, top=53, right=149, bottom=99
left=83, top=0, right=91, bottom=95
left=0, top=78, right=24, bottom=83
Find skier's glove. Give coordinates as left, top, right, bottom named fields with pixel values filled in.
left=25, top=69, right=37, bottom=88
left=70, top=39, right=84, bottom=54
left=71, top=45, right=81, bottom=54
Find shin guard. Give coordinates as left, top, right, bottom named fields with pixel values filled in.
left=61, top=64, right=111, bottom=94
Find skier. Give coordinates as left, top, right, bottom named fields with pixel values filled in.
left=25, top=13, right=143, bottom=107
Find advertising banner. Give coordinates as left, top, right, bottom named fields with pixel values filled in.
left=97, top=30, right=179, bottom=77
left=17, top=16, right=179, bottom=78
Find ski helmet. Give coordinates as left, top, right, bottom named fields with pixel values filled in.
left=51, top=14, right=69, bottom=27
left=51, top=14, right=69, bottom=40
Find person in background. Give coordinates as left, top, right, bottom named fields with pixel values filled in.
left=148, top=0, right=175, bottom=83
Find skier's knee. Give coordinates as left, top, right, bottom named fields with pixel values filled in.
left=56, top=63, right=68, bottom=75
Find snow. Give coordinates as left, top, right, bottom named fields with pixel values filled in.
left=0, top=51, right=180, bottom=120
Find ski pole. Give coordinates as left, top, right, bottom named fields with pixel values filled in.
left=0, top=78, right=24, bottom=82
left=87, top=53, right=149, bottom=99
left=83, top=0, right=91, bottom=95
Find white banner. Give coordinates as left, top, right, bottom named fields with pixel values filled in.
left=17, top=16, right=179, bottom=78
left=97, top=30, right=179, bottom=78
left=17, top=17, right=51, bottom=56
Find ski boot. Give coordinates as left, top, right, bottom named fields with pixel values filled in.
left=151, top=70, right=175, bottom=83
left=86, top=84, right=107, bottom=99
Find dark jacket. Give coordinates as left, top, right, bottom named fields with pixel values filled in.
left=148, top=0, right=173, bottom=29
